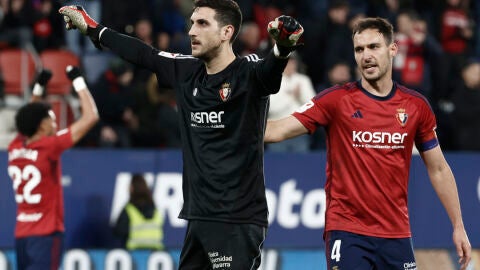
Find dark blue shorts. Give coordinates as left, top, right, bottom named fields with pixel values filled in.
left=325, top=230, right=416, bottom=270
left=15, top=231, right=64, bottom=270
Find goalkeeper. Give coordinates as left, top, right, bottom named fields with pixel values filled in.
left=60, top=0, right=303, bottom=269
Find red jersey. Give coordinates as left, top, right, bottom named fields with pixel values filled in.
left=293, top=81, right=438, bottom=238
left=8, top=129, right=73, bottom=238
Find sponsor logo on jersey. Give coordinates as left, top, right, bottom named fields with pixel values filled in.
left=352, top=130, right=408, bottom=149
left=191, top=111, right=225, bottom=128
left=396, top=108, right=408, bottom=127
left=219, top=83, right=231, bottom=102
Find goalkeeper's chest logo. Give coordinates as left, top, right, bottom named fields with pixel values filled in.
left=219, top=82, right=232, bottom=102
left=395, top=108, right=408, bottom=127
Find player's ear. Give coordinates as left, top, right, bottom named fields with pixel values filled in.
left=222, top=25, right=234, bottom=42
left=389, top=42, right=398, bottom=58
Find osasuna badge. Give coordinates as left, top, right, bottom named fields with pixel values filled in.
left=396, top=108, right=408, bottom=127
left=219, top=82, right=232, bottom=102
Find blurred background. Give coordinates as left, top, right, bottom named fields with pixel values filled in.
left=0, top=0, right=479, bottom=269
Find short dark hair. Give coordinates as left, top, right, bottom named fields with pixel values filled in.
left=352, top=17, right=394, bottom=45
left=193, top=0, right=242, bottom=43
left=15, top=102, right=51, bottom=137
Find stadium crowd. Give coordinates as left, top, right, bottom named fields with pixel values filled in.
left=0, top=0, right=479, bottom=151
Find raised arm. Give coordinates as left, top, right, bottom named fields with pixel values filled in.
left=256, top=16, right=304, bottom=95
left=265, top=115, right=308, bottom=143
left=65, top=66, right=99, bottom=144
left=419, top=146, right=471, bottom=270
left=59, top=6, right=160, bottom=70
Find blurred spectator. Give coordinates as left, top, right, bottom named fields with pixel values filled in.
left=312, top=61, right=353, bottom=150
left=253, top=2, right=282, bottom=42
left=450, top=59, right=480, bottom=151
left=0, top=0, right=34, bottom=48
left=393, top=10, right=444, bottom=98
left=234, top=21, right=261, bottom=56
left=268, top=54, right=315, bottom=153
left=91, top=58, right=136, bottom=148
left=113, top=174, right=164, bottom=250
left=366, top=0, right=402, bottom=26
left=101, top=0, right=150, bottom=35
left=155, top=31, right=171, bottom=51
left=31, top=0, right=65, bottom=52
left=435, top=0, right=474, bottom=101
left=132, top=18, right=155, bottom=84
left=322, top=0, right=357, bottom=84
left=130, top=74, right=181, bottom=148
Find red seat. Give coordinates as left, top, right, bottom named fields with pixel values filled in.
left=40, top=49, right=80, bottom=95
left=47, top=96, right=75, bottom=130
left=0, top=49, right=36, bottom=95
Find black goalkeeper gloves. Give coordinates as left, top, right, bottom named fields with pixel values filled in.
left=267, top=15, right=304, bottom=58
left=59, top=5, right=104, bottom=49
left=32, top=69, right=52, bottom=96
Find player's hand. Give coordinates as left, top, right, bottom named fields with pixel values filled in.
left=66, top=65, right=88, bottom=92
left=59, top=5, right=103, bottom=49
left=65, top=65, right=82, bottom=81
left=32, top=69, right=52, bottom=97
left=36, top=69, right=52, bottom=86
left=453, top=228, right=471, bottom=270
left=268, top=15, right=304, bottom=56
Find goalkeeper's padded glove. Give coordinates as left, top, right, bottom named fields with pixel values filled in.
left=267, top=15, right=304, bottom=57
left=66, top=65, right=82, bottom=81
left=59, top=5, right=104, bottom=49
left=32, top=69, right=52, bottom=96
left=36, top=69, right=52, bottom=86
left=66, top=65, right=87, bottom=92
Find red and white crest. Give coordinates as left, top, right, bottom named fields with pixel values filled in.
left=396, top=108, right=408, bottom=127
left=219, top=83, right=231, bottom=102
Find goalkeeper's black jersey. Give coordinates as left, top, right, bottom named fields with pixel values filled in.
left=100, top=29, right=288, bottom=227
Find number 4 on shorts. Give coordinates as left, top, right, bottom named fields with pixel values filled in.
left=331, top=240, right=341, bottom=262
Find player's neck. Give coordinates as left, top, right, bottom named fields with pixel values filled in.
left=204, top=46, right=236, bottom=75
left=361, top=77, right=393, bottom=97
left=25, top=132, right=45, bottom=145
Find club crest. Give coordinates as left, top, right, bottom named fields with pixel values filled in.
left=396, top=108, right=408, bottom=127
left=219, top=83, right=231, bottom=102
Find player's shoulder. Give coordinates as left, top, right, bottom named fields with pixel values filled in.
left=313, top=81, right=357, bottom=101
left=395, top=82, right=433, bottom=108
left=242, top=53, right=262, bottom=63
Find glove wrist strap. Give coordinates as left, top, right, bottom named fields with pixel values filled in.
left=274, top=44, right=291, bottom=59
left=72, top=77, right=87, bottom=92
left=32, top=83, right=44, bottom=96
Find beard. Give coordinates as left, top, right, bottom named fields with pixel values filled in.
left=193, top=40, right=222, bottom=61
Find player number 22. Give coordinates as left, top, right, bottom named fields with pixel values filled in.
left=331, top=239, right=341, bottom=262
left=8, top=165, right=42, bottom=204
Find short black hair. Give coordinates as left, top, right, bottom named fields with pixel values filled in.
left=193, top=0, right=242, bottom=43
left=15, top=102, right=51, bottom=137
left=352, top=17, right=394, bottom=45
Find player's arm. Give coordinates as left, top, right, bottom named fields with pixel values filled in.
left=58, top=6, right=170, bottom=75
left=255, top=15, right=304, bottom=94
left=65, top=66, right=99, bottom=144
left=420, top=146, right=471, bottom=270
left=265, top=115, right=308, bottom=143
left=30, top=69, right=52, bottom=103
